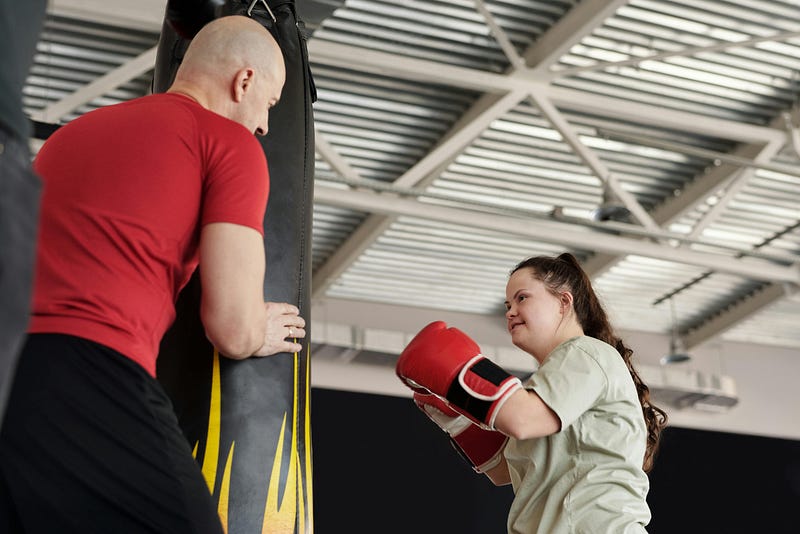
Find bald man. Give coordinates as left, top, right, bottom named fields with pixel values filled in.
left=0, top=16, right=304, bottom=533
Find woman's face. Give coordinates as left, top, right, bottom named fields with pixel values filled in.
left=504, top=268, right=565, bottom=361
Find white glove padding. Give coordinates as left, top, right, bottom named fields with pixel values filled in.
left=414, top=392, right=508, bottom=473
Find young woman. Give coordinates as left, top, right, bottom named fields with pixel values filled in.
left=397, top=252, right=668, bottom=533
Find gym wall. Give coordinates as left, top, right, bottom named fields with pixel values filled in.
left=310, top=388, right=800, bottom=534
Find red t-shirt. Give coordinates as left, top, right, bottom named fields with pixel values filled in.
left=30, top=93, right=269, bottom=376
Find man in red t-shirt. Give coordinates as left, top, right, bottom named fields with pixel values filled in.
left=0, top=16, right=304, bottom=533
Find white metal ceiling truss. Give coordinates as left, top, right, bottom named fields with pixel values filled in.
left=307, top=0, right=800, bottom=349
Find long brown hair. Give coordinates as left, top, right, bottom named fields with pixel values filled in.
left=511, top=252, right=668, bottom=472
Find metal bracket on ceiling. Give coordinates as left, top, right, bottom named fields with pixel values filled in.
left=782, top=112, right=800, bottom=160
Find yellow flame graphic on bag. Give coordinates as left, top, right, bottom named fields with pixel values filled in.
left=193, top=346, right=313, bottom=533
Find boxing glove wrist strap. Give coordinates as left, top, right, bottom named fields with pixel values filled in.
left=445, top=355, right=522, bottom=429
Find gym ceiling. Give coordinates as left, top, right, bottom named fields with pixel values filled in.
left=28, top=0, right=800, bottom=364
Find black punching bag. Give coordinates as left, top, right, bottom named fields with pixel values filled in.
left=152, top=2, right=316, bottom=532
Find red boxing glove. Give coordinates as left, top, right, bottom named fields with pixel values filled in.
left=414, top=392, right=507, bottom=473
left=396, top=321, right=522, bottom=429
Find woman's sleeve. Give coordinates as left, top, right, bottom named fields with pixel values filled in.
left=527, top=341, right=607, bottom=430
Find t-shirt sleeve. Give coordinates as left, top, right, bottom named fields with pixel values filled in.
left=200, top=124, right=269, bottom=235
left=527, top=339, right=607, bottom=430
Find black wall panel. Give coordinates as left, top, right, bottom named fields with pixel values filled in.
left=311, top=388, right=513, bottom=533
left=647, top=426, right=800, bottom=534
left=311, top=388, right=800, bottom=534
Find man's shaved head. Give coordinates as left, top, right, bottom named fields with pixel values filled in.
left=169, top=15, right=287, bottom=135
left=178, top=15, right=283, bottom=84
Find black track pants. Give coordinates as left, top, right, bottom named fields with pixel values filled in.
left=0, top=333, right=224, bottom=534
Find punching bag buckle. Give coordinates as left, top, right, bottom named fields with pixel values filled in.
left=247, top=0, right=276, bottom=22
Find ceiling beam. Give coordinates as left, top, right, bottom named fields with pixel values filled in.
left=647, top=125, right=791, bottom=346
left=651, top=143, right=776, bottom=225
left=309, top=211, right=392, bottom=301
left=311, top=131, right=391, bottom=300
left=547, top=86, right=784, bottom=144
left=307, top=40, right=785, bottom=145
left=553, top=30, right=800, bottom=80
left=583, top=141, right=782, bottom=280
left=581, top=118, right=790, bottom=346
left=684, top=283, right=797, bottom=349
left=313, top=183, right=800, bottom=285
left=527, top=87, right=659, bottom=230
left=525, top=0, right=628, bottom=74
left=393, top=90, right=527, bottom=189
left=48, top=0, right=166, bottom=31
left=30, top=45, right=158, bottom=123
left=311, top=297, right=511, bottom=349
left=473, top=0, right=524, bottom=69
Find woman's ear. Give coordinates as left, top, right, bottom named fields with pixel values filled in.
left=559, top=291, right=574, bottom=314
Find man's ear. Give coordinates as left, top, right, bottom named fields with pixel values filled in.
left=232, top=67, right=255, bottom=103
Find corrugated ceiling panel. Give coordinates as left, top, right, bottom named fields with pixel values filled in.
left=723, top=290, right=800, bottom=348
left=594, top=255, right=709, bottom=333
left=312, top=65, right=480, bottom=182
left=313, top=0, right=577, bottom=72
left=24, top=14, right=158, bottom=123
left=311, top=158, right=371, bottom=270
left=552, top=0, right=800, bottom=125
left=312, top=0, right=799, bottom=346
left=324, top=216, right=587, bottom=314
left=427, top=99, right=726, bottom=219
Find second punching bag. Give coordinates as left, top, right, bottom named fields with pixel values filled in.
left=153, top=1, right=316, bottom=533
